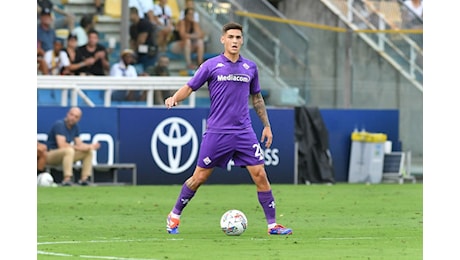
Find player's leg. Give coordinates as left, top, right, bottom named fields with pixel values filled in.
left=167, top=132, right=232, bottom=234
left=246, top=164, right=292, bottom=235
left=235, top=131, right=292, bottom=235
left=167, top=166, right=213, bottom=234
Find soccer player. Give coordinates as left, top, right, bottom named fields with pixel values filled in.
left=164, top=22, right=292, bottom=235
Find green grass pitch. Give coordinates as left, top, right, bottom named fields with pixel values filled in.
left=37, top=183, right=422, bottom=259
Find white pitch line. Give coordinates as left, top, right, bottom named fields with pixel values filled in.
left=37, top=236, right=278, bottom=259
left=37, top=250, right=159, bottom=260
left=318, top=236, right=415, bottom=240
left=318, top=237, right=377, bottom=240
left=37, top=238, right=165, bottom=259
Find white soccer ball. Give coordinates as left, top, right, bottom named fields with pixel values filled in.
left=220, top=209, right=248, bottom=236
left=37, top=172, right=56, bottom=187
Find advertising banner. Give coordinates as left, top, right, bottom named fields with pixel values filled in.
left=37, top=107, right=119, bottom=165
left=37, top=107, right=295, bottom=185
left=118, top=108, right=295, bottom=184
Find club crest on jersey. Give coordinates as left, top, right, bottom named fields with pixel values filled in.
left=217, top=74, right=250, bottom=82
left=243, top=63, right=250, bottom=70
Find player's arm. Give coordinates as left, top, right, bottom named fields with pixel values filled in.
left=251, top=93, right=273, bottom=148
left=165, top=85, right=193, bottom=108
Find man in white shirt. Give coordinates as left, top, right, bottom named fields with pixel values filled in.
left=110, top=49, right=139, bottom=101
left=153, top=0, right=174, bottom=52
left=44, top=38, right=70, bottom=75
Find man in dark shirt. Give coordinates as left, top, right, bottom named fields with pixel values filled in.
left=73, top=29, right=109, bottom=75
left=129, top=6, right=158, bottom=73
left=46, top=107, right=101, bottom=186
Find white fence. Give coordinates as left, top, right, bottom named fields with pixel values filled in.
left=37, top=75, right=194, bottom=107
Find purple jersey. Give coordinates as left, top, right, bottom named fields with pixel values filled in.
left=187, top=54, right=261, bottom=133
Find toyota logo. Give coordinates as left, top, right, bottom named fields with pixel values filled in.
left=151, top=117, right=198, bottom=174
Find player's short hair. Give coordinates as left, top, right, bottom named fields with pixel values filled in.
left=222, top=22, right=243, bottom=35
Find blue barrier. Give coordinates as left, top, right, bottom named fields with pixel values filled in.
left=37, top=107, right=399, bottom=184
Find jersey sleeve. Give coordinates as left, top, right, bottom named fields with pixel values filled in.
left=186, top=63, right=209, bottom=91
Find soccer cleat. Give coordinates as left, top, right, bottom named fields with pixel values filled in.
left=166, top=213, right=180, bottom=234
left=268, top=224, right=293, bottom=235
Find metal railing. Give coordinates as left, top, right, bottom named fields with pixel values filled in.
left=37, top=75, right=194, bottom=107
left=325, top=0, right=422, bottom=90
left=194, top=0, right=310, bottom=105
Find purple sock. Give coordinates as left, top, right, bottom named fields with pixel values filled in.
left=258, top=190, right=276, bottom=225
left=171, top=183, right=196, bottom=215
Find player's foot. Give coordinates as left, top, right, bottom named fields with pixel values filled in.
left=166, top=213, right=180, bottom=234
left=268, top=224, right=292, bottom=235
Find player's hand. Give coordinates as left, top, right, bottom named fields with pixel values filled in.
left=260, top=126, right=273, bottom=148
left=165, top=96, right=177, bottom=109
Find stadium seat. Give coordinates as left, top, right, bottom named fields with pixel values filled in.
left=38, top=89, right=62, bottom=106
left=79, top=90, right=105, bottom=106
left=56, top=29, right=70, bottom=40
left=105, top=0, right=122, bottom=18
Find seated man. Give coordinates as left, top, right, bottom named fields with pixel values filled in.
left=46, top=107, right=101, bottom=186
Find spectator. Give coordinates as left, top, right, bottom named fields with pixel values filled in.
left=143, top=54, right=172, bottom=104
left=403, top=0, right=423, bottom=29
left=37, top=7, right=56, bottom=53
left=63, top=34, right=78, bottom=75
left=37, top=0, right=76, bottom=31
left=169, top=8, right=205, bottom=69
left=110, top=49, right=142, bottom=101
left=145, top=54, right=171, bottom=76
left=72, top=14, right=95, bottom=47
left=179, top=0, right=199, bottom=22
left=37, top=141, right=48, bottom=175
left=129, top=6, right=158, bottom=74
left=43, top=38, right=70, bottom=75
left=46, top=107, right=101, bottom=186
left=129, top=0, right=156, bottom=22
left=153, top=0, right=175, bottom=52
left=73, top=29, right=110, bottom=76
left=37, top=41, right=49, bottom=75
left=94, top=0, right=103, bottom=15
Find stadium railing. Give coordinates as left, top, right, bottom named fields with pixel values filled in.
left=37, top=75, right=194, bottom=107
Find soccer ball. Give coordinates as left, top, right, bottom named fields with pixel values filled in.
left=220, top=209, right=248, bottom=236
left=37, top=172, right=56, bottom=187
